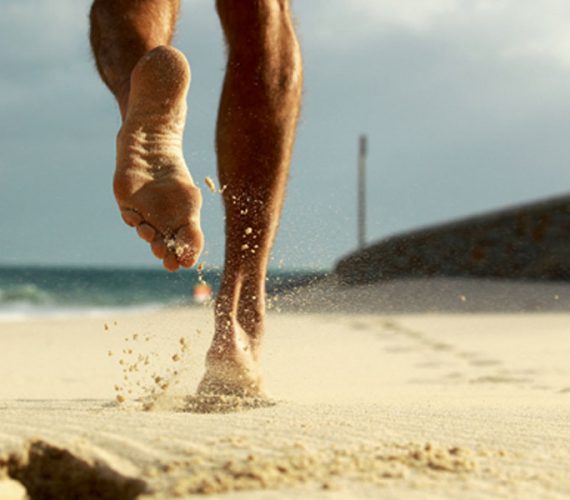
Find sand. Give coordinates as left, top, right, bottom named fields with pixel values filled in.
left=1, top=287, right=570, bottom=498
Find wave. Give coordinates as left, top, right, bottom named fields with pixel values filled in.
left=0, top=267, right=326, bottom=321
left=0, top=284, right=54, bottom=305
left=0, top=302, right=165, bottom=322
left=0, top=282, right=177, bottom=321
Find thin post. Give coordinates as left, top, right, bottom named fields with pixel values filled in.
left=358, top=134, right=367, bottom=249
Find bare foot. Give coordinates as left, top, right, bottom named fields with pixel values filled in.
left=114, top=46, right=203, bottom=271
left=197, top=349, right=264, bottom=398
left=197, top=283, right=266, bottom=397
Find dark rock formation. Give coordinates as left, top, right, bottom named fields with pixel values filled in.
left=336, top=194, right=570, bottom=285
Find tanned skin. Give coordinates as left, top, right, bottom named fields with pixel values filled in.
left=89, top=0, right=303, bottom=396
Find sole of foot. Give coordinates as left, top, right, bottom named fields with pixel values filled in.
left=114, top=45, right=204, bottom=272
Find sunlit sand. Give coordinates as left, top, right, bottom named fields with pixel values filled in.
left=1, top=282, right=569, bottom=498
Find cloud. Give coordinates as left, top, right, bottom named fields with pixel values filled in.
left=299, top=0, right=570, bottom=70
left=342, top=0, right=457, bottom=32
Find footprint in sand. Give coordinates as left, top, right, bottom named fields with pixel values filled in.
left=458, top=351, right=480, bottom=360
left=469, top=375, right=532, bottom=385
left=469, top=359, right=502, bottom=367
left=426, top=341, right=453, bottom=352
left=415, top=360, right=446, bottom=368
left=350, top=321, right=370, bottom=330
left=384, top=345, right=418, bottom=354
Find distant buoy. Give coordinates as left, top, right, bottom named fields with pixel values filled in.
left=193, top=283, right=212, bottom=304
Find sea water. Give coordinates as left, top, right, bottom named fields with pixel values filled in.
left=0, top=266, right=324, bottom=320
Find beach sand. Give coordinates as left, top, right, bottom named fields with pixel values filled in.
left=1, top=285, right=570, bottom=498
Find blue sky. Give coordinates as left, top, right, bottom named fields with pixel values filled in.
left=2, top=0, right=570, bottom=270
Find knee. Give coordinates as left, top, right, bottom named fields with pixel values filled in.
left=216, top=0, right=286, bottom=31
left=89, top=0, right=122, bottom=39
left=216, top=0, right=302, bottom=86
left=90, top=0, right=114, bottom=23
left=89, top=0, right=110, bottom=53
left=216, top=0, right=294, bottom=49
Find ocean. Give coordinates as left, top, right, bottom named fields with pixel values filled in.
left=0, top=266, right=325, bottom=321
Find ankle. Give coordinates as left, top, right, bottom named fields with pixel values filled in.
left=237, top=295, right=264, bottom=339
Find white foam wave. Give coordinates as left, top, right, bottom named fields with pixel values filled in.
left=0, top=302, right=166, bottom=323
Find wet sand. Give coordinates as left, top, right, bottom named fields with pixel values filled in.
left=1, top=294, right=569, bottom=498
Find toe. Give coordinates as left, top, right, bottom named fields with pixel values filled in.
left=151, top=237, right=168, bottom=259
left=175, top=224, right=204, bottom=268
left=121, top=209, right=143, bottom=227
left=136, top=223, right=156, bottom=242
left=163, top=252, right=180, bottom=272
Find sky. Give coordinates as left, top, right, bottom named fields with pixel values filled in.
left=2, top=0, right=570, bottom=270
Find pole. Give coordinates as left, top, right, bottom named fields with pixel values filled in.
left=358, top=135, right=367, bottom=249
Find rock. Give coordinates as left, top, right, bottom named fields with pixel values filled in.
left=337, top=195, right=570, bottom=285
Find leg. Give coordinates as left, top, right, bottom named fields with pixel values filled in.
left=90, top=0, right=204, bottom=271
left=198, top=0, right=303, bottom=396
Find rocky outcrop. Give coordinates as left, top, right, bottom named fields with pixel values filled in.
left=336, top=195, right=570, bottom=285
